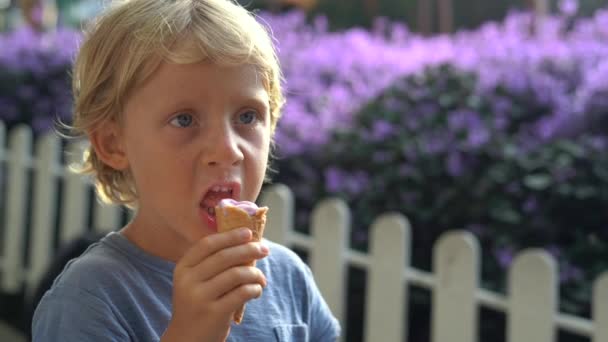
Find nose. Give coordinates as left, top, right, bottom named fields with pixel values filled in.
left=202, top=121, right=244, bottom=168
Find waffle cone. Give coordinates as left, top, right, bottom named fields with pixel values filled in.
left=215, top=204, right=268, bottom=324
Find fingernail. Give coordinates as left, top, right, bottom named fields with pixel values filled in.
left=260, top=244, right=270, bottom=255
left=240, top=228, right=251, bottom=238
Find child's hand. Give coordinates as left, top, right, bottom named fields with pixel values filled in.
left=161, top=228, right=269, bottom=342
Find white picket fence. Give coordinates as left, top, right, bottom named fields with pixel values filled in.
left=0, top=123, right=607, bottom=341
left=0, top=125, right=126, bottom=295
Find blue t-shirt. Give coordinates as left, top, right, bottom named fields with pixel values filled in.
left=32, top=232, right=340, bottom=341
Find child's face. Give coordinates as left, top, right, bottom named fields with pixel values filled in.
left=117, top=62, right=271, bottom=259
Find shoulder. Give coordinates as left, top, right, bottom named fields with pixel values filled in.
left=33, top=233, right=174, bottom=341
left=56, top=239, right=125, bottom=280
left=44, top=234, right=139, bottom=302
left=32, top=235, right=142, bottom=340
left=261, top=239, right=313, bottom=279
left=32, top=272, right=131, bottom=341
left=263, top=239, right=305, bottom=265
left=32, top=237, right=133, bottom=340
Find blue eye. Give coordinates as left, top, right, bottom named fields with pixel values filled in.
left=169, top=113, right=193, bottom=128
left=238, top=111, right=258, bottom=125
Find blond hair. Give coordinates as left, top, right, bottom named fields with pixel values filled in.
left=68, top=0, right=284, bottom=208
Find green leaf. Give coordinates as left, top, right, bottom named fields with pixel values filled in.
left=555, top=153, right=573, bottom=168
left=488, top=165, right=510, bottom=184
left=575, top=186, right=596, bottom=199
left=593, top=165, right=608, bottom=182
left=557, top=140, right=585, bottom=158
left=489, top=207, right=522, bottom=224
left=557, top=184, right=573, bottom=196
left=502, top=143, right=519, bottom=159
left=524, top=174, right=552, bottom=190
left=439, top=94, right=455, bottom=108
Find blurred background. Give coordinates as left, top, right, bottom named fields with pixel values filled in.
left=2, top=0, right=608, bottom=341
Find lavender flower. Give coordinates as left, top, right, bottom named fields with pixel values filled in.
left=494, top=246, right=515, bottom=269
left=0, top=26, right=80, bottom=133
left=258, top=8, right=608, bottom=157
left=324, top=167, right=370, bottom=196
left=559, top=0, right=579, bottom=17
left=560, top=262, right=584, bottom=283
left=370, top=120, right=395, bottom=141
left=446, top=152, right=465, bottom=177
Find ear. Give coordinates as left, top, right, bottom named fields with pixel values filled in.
left=88, top=120, right=129, bottom=171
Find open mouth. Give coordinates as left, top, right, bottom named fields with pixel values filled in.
left=199, top=183, right=238, bottom=229
left=201, top=185, right=234, bottom=215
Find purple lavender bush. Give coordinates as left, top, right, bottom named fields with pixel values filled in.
left=0, top=27, right=79, bottom=133
left=264, top=7, right=608, bottom=157
left=296, top=64, right=608, bottom=313
left=264, top=8, right=608, bottom=320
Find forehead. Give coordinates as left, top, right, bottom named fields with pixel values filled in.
left=132, top=61, right=269, bottom=105
left=159, top=60, right=259, bottom=83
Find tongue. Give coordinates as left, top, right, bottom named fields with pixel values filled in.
left=202, top=191, right=232, bottom=209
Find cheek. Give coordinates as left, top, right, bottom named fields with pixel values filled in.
left=245, top=132, right=271, bottom=184
left=257, top=132, right=271, bottom=168
left=124, top=136, right=189, bottom=193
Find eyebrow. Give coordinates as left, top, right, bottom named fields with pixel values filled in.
left=235, top=92, right=270, bottom=110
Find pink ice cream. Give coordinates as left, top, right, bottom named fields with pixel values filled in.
left=218, top=198, right=260, bottom=216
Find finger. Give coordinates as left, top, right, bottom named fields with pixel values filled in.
left=179, top=228, right=252, bottom=268
left=192, top=242, right=269, bottom=281
left=204, top=265, right=267, bottom=300
left=215, top=284, right=264, bottom=314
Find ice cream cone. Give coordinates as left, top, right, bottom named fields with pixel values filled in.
left=215, top=203, right=268, bottom=324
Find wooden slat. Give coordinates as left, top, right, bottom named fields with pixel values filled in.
left=59, top=141, right=89, bottom=245
left=259, top=184, right=293, bottom=246
left=310, top=198, right=349, bottom=338
left=431, top=231, right=479, bottom=342
left=417, top=0, right=433, bottom=34
left=1, top=126, right=32, bottom=292
left=593, top=272, right=608, bottom=342
left=508, top=249, right=557, bottom=342
left=437, top=0, right=453, bottom=33
left=365, top=213, right=410, bottom=342
left=27, top=132, right=60, bottom=296
left=93, top=200, right=121, bottom=233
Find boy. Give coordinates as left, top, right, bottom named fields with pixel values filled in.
left=32, top=0, right=341, bottom=341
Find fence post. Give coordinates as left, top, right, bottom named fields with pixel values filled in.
left=437, top=0, right=453, bottom=33
left=593, top=272, right=608, bottom=342
left=417, top=0, right=433, bottom=35
left=27, top=132, right=60, bottom=297
left=310, top=198, right=350, bottom=336
left=259, top=184, right=293, bottom=246
left=59, top=141, right=90, bottom=246
left=530, top=0, right=549, bottom=34
left=1, top=125, right=32, bottom=293
left=431, top=231, right=480, bottom=342
left=93, top=200, right=121, bottom=233
left=507, top=249, right=557, bottom=342
left=365, top=213, right=410, bottom=342
left=0, top=122, right=5, bottom=210
left=0, top=122, right=5, bottom=285
left=533, top=0, right=549, bottom=15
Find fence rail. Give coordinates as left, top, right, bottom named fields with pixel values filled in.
left=0, top=123, right=607, bottom=341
